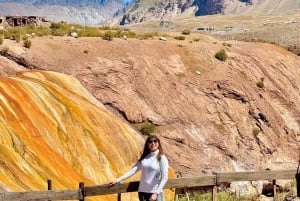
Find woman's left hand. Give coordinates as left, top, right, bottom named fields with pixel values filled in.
left=149, top=193, right=158, bottom=201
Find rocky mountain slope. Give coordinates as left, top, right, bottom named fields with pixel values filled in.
left=0, top=0, right=130, bottom=25
left=1, top=30, right=299, bottom=179
left=1, top=0, right=299, bottom=25
left=117, top=0, right=300, bottom=25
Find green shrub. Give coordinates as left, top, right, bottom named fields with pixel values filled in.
left=99, top=26, right=111, bottom=30
left=77, top=27, right=101, bottom=37
left=22, top=25, right=51, bottom=36
left=13, top=34, right=21, bottom=42
left=138, top=32, right=158, bottom=40
left=181, top=29, right=191, bottom=35
left=50, top=22, right=63, bottom=29
left=223, top=42, right=232, bottom=47
left=23, top=39, right=32, bottom=48
left=124, top=30, right=137, bottom=38
left=177, top=191, right=254, bottom=201
left=50, top=22, right=72, bottom=36
left=215, top=49, right=228, bottom=61
left=256, top=77, right=265, bottom=88
left=139, top=122, right=156, bottom=135
left=256, top=81, right=264, bottom=88
left=0, top=37, right=3, bottom=45
left=240, top=70, right=247, bottom=79
left=174, top=36, right=185, bottom=40
left=252, top=128, right=260, bottom=136
left=22, top=35, right=29, bottom=41
left=1, top=46, right=9, bottom=54
left=102, top=31, right=114, bottom=41
left=51, top=29, right=68, bottom=36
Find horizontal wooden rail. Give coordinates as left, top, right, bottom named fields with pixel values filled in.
left=216, top=170, right=296, bottom=183
left=84, top=175, right=216, bottom=197
left=0, top=170, right=297, bottom=201
left=0, top=189, right=82, bottom=201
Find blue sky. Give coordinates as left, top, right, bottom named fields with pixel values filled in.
left=123, top=0, right=134, bottom=3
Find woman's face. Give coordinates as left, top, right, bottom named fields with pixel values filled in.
left=147, top=138, right=159, bottom=152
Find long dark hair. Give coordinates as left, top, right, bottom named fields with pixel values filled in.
left=138, top=134, right=164, bottom=162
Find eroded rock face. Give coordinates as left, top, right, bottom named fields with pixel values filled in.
left=0, top=71, right=144, bottom=196
left=1, top=35, right=299, bottom=178
left=118, top=0, right=300, bottom=25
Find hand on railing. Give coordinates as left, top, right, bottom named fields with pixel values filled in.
left=107, top=181, right=117, bottom=187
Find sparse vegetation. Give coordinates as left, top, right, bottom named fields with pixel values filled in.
left=176, top=72, right=186, bottom=77
left=177, top=191, right=254, bottom=201
left=102, top=30, right=114, bottom=41
left=139, top=122, right=156, bottom=135
left=240, top=70, right=247, bottom=79
left=22, top=35, right=29, bottom=41
left=256, top=77, right=265, bottom=88
left=177, top=190, right=297, bottom=201
left=77, top=27, right=101, bottom=37
left=0, top=23, right=162, bottom=42
left=0, top=36, right=3, bottom=45
left=1, top=46, right=9, bottom=54
left=23, top=39, right=32, bottom=48
left=138, top=32, right=158, bottom=40
left=83, top=50, right=89, bottom=54
left=13, top=34, right=21, bottom=43
left=252, top=127, right=260, bottom=136
left=181, top=29, right=191, bottom=35
left=174, top=36, right=185, bottom=40
left=215, top=49, right=228, bottom=61
left=223, top=42, right=232, bottom=47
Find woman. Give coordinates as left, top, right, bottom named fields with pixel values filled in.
left=108, top=135, right=169, bottom=201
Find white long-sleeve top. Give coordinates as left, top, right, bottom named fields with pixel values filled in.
left=116, top=150, right=169, bottom=194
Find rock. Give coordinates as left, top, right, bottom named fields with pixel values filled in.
left=70, top=32, right=78, bottom=38
left=159, top=36, right=167, bottom=41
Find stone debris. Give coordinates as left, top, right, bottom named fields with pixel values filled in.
left=0, top=15, right=49, bottom=28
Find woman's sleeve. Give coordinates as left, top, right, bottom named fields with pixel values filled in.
left=156, top=155, right=169, bottom=193
left=116, top=161, right=142, bottom=183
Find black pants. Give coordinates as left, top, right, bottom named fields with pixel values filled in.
left=138, top=192, right=152, bottom=201
left=138, top=192, right=163, bottom=201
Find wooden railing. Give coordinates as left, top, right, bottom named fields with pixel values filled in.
left=0, top=170, right=297, bottom=201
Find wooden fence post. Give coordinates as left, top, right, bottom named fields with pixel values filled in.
left=79, top=182, right=85, bottom=201
left=212, top=172, right=217, bottom=201
left=47, top=179, right=52, bottom=201
left=117, top=193, right=121, bottom=201
left=212, top=186, right=217, bottom=201
left=272, top=180, right=276, bottom=201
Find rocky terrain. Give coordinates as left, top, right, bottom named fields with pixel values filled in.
left=0, top=1, right=300, bottom=198
left=0, top=0, right=129, bottom=25
left=115, top=0, right=300, bottom=25
left=0, top=70, right=157, bottom=201
left=1, top=27, right=300, bottom=178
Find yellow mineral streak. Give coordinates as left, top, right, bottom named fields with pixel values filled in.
left=0, top=70, right=166, bottom=201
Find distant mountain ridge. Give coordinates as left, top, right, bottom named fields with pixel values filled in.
left=0, top=0, right=116, bottom=6
left=117, top=0, right=300, bottom=25
left=0, top=0, right=133, bottom=25
left=0, top=0, right=299, bottom=25
left=32, top=0, right=109, bottom=6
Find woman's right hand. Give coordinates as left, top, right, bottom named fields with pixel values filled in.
left=107, top=181, right=117, bottom=187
